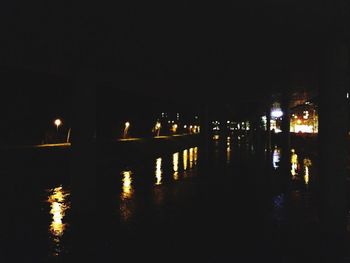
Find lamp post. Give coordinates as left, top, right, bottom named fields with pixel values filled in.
left=123, top=122, right=130, bottom=139
left=54, top=119, right=62, bottom=133
left=155, top=122, right=161, bottom=137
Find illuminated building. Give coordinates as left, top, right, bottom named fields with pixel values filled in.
left=290, top=101, right=318, bottom=134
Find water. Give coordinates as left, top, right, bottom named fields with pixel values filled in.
left=1, top=135, right=349, bottom=262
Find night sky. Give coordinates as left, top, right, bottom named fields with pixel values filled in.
left=0, top=0, right=348, bottom=143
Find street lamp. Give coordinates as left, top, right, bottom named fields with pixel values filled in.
left=54, top=119, right=62, bottom=132
left=172, top=124, right=178, bottom=133
left=155, top=122, right=161, bottom=137
left=123, top=122, right=130, bottom=138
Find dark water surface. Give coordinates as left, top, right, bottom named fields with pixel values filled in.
left=1, top=135, right=349, bottom=262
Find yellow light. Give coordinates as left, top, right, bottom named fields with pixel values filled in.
left=304, top=166, right=309, bottom=185
left=194, top=147, right=198, bottom=163
left=125, top=122, right=130, bottom=128
left=227, top=144, right=231, bottom=164
left=183, top=149, right=188, bottom=170
left=189, top=148, right=194, bottom=168
left=155, top=158, right=162, bottom=185
left=121, top=171, right=133, bottom=199
left=291, top=149, right=298, bottom=177
left=48, top=186, right=70, bottom=255
left=171, top=124, right=178, bottom=133
left=297, top=119, right=302, bottom=124
left=173, top=152, right=179, bottom=180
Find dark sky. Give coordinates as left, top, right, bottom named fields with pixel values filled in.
left=0, top=0, right=347, bottom=143
left=0, top=1, right=348, bottom=114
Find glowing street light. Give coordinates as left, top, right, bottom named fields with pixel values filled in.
left=171, top=124, right=178, bottom=133
left=155, top=122, right=161, bottom=137
left=54, top=119, right=62, bottom=132
left=271, top=109, right=283, bottom=118
left=123, top=122, right=130, bottom=138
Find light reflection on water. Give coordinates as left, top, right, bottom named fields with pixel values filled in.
left=120, top=170, right=135, bottom=222
left=47, top=186, right=70, bottom=257
left=189, top=148, right=194, bottom=169
left=304, top=166, right=310, bottom=185
left=121, top=170, right=134, bottom=200
left=173, top=152, right=179, bottom=180
left=155, top=158, right=163, bottom=185
left=303, top=158, right=312, bottom=186
left=272, top=147, right=280, bottom=169
left=226, top=137, right=231, bottom=164
left=119, top=147, right=200, bottom=223
left=183, top=149, right=188, bottom=171
left=291, top=149, right=298, bottom=178
left=193, top=147, right=198, bottom=164
left=273, top=147, right=313, bottom=185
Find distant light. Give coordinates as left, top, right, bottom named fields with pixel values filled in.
left=184, top=125, right=187, bottom=129
left=227, top=121, right=230, bottom=124
left=271, top=109, right=283, bottom=118
left=125, top=122, right=130, bottom=128
left=171, top=124, right=178, bottom=133
left=294, top=124, right=313, bottom=133
left=347, top=93, right=349, bottom=99
left=54, top=119, right=62, bottom=126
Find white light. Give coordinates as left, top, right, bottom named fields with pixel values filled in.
left=271, top=109, right=283, bottom=118
left=54, top=119, right=62, bottom=127
left=294, top=124, right=313, bottom=133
